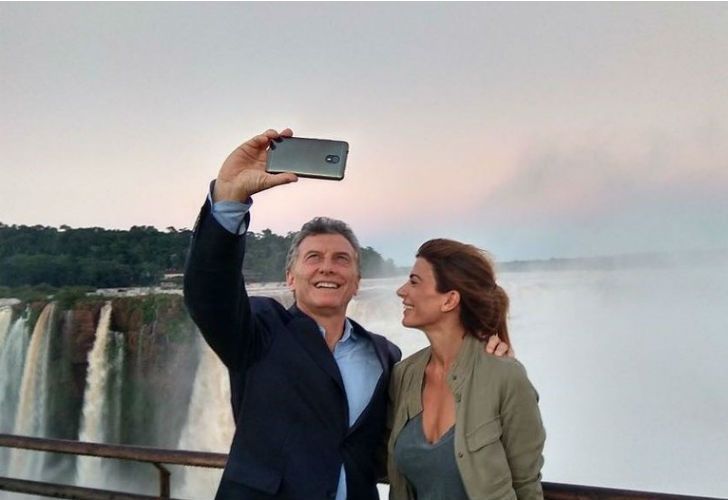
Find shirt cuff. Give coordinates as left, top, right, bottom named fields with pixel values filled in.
left=207, top=189, right=252, bottom=235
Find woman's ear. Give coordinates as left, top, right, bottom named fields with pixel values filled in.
left=441, top=290, right=460, bottom=313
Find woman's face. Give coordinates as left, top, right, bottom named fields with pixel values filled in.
left=396, top=257, right=450, bottom=330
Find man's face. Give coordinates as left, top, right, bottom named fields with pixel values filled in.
left=286, top=233, right=360, bottom=318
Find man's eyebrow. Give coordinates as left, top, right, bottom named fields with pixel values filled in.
left=409, top=273, right=421, bottom=280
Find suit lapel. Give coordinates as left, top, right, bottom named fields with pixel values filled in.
left=286, top=305, right=346, bottom=394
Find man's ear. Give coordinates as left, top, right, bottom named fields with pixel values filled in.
left=441, top=290, right=460, bottom=313
left=285, top=270, right=295, bottom=290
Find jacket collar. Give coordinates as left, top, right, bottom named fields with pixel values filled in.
left=286, top=304, right=346, bottom=394
left=448, top=334, right=480, bottom=390
left=402, top=334, right=481, bottom=419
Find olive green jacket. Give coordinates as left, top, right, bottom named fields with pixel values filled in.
left=387, top=335, right=546, bottom=500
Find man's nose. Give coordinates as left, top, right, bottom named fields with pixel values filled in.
left=319, top=257, right=334, bottom=273
left=396, top=285, right=405, bottom=297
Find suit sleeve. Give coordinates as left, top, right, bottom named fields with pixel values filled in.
left=499, top=362, right=546, bottom=500
left=183, top=197, right=260, bottom=370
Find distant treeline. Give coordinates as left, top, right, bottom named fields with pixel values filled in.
left=0, top=223, right=399, bottom=289
left=498, top=249, right=728, bottom=273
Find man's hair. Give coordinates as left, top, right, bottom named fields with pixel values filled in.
left=285, top=217, right=361, bottom=273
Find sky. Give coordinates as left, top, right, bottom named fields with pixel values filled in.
left=1, top=2, right=727, bottom=265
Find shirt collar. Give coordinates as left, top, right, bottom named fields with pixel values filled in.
left=318, top=319, right=356, bottom=344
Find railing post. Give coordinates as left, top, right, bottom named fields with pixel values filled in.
left=152, top=463, right=170, bottom=498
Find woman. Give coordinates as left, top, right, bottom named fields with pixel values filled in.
left=387, top=239, right=545, bottom=500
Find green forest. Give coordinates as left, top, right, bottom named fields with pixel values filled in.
left=0, top=222, right=400, bottom=293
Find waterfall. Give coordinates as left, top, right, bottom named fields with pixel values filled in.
left=0, top=306, right=12, bottom=348
left=76, top=302, right=125, bottom=488
left=0, top=312, right=31, bottom=478
left=78, top=303, right=113, bottom=443
left=8, top=303, right=56, bottom=479
left=173, top=336, right=234, bottom=499
left=106, top=331, right=126, bottom=446
left=0, top=312, right=30, bottom=434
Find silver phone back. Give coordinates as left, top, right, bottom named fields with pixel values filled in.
left=266, top=137, right=348, bottom=180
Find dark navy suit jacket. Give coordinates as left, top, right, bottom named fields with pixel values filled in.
left=184, top=200, right=401, bottom=500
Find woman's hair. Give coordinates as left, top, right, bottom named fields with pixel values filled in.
left=416, top=238, right=510, bottom=345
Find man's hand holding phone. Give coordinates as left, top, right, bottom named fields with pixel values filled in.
left=213, top=128, right=299, bottom=203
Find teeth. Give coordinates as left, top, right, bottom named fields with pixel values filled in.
left=315, top=282, right=339, bottom=289
left=403, top=304, right=413, bottom=310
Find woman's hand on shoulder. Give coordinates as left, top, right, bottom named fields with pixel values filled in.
left=485, top=335, right=515, bottom=358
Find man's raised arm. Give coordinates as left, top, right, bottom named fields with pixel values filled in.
left=183, top=129, right=298, bottom=368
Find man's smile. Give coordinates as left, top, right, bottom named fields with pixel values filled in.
left=315, top=281, right=341, bottom=289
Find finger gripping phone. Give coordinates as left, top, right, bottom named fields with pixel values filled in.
left=266, top=137, right=349, bottom=180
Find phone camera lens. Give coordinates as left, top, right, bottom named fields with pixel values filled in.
left=325, top=155, right=340, bottom=164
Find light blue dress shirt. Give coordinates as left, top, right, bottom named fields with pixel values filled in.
left=322, top=320, right=383, bottom=500
left=210, top=192, right=383, bottom=500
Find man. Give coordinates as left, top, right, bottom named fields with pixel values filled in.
left=184, top=128, right=507, bottom=499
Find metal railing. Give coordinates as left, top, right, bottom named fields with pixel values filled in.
left=542, top=482, right=723, bottom=500
left=0, top=433, right=225, bottom=499
left=0, top=433, right=724, bottom=500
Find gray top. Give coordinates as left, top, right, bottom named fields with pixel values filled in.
left=393, top=412, right=469, bottom=500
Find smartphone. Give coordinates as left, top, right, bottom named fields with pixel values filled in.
left=266, top=137, right=349, bottom=180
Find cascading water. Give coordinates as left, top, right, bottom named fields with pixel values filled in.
left=8, top=303, right=56, bottom=479
left=76, top=302, right=125, bottom=488
left=173, top=336, right=234, bottom=498
left=0, top=310, right=30, bottom=478
left=106, top=331, right=125, bottom=447
left=0, top=296, right=199, bottom=495
left=0, top=306, right=12, bottom=348
left=0, top=312, right=29, bottom=434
